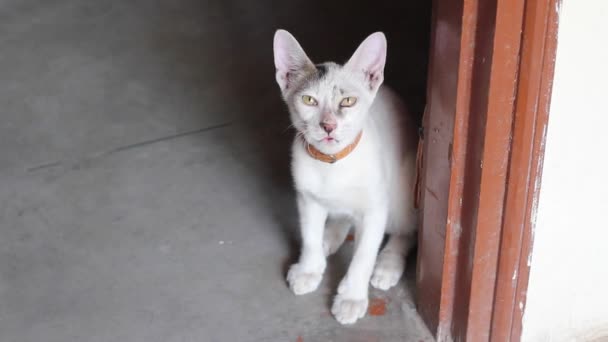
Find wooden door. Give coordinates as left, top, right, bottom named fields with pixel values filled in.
left=415, top=0, right=559, bottom=341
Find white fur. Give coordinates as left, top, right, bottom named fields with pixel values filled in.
left=274, top=30, right=418, bottom=325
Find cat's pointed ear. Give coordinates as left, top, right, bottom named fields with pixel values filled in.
left=345, top=32, right=387, bottom=92
left=273, top=29, right=314, bottom=93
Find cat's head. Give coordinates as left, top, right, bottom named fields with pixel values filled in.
left=273, top=30, right=387, bottom=155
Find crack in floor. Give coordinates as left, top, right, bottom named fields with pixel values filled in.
left=25, top=121, right=233, bottom=173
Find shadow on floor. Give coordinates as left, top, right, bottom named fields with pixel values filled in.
left=0, top=0, right=432, bottom=340
left=149, top=0, right=432, bottom=262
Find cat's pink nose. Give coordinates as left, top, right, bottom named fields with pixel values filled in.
left=321, top=122, right=336, bottom=134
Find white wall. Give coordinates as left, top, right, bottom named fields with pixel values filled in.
left=522, top=1, right=608, bottom=341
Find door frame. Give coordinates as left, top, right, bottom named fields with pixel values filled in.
left=415, top=0, right=560, bottom=341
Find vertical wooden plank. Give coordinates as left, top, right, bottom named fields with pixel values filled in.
left=490, top=0, right=551, bottom=339
left=419, top=0, right=501, bottom=339
left=416, top=0, right=464, bottom=335
left=506, top=1, right=560, bottom=340
left=440, top=0, right=498, bottom=339
left=434, top=0, right=478, bottom=337
left=465, top=0, right=526, bottom=340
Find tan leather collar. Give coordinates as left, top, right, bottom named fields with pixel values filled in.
left=305, top=132, right=363, bottom=163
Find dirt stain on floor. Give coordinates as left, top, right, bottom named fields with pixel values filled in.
left=368, top=298, right=387, bottom=316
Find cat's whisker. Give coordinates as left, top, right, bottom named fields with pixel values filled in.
left=294, top=131, right=305, bottom=141
left=282, top=123, right=297, bottom=134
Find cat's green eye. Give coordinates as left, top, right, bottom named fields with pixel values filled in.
left=340, top=96, right=358, bottom=107
left=302, top=95, right=318, bottom=106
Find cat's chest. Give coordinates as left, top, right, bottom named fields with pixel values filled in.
left=293, top=154, right=376, bottom=213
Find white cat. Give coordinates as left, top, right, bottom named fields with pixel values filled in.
left=273, top=29, right=418, bottom=325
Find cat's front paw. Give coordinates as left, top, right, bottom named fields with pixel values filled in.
left=286, top=263, right=323, bottom=295
left=331, top=294, right=369, bottom=325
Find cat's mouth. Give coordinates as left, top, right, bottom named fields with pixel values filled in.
left=318, top=136, right=341, bottom=144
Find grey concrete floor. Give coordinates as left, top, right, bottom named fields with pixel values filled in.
left=0, top=0, right=434, bottom=341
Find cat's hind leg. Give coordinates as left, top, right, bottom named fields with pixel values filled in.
left=370, top=233, right=414, bottom=291
left=323, top=216, right=351, bottom=257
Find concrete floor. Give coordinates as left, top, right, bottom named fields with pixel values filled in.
left=0, top=0, right=434, bottom=341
